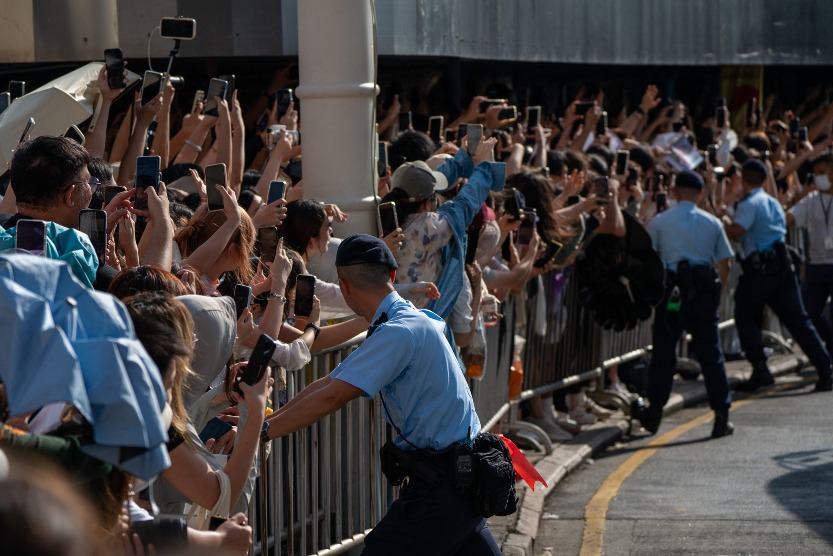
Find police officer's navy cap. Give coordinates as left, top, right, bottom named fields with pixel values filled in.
left=336, top=234, right=399, bottom=269
left=675, top=170, right=704, bottom=190
left=742, top=158, right=768, bottom=179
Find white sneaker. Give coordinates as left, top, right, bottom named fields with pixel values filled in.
left=553, top=410, right=582, bottom=434
left=527, top=415, right=573, bottom=442
left=585, top=398, right=614, bottom=420
left=569, top=409, right=598, bottom=426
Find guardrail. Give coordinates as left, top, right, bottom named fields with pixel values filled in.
left=247, top=224, right=806, bottom=554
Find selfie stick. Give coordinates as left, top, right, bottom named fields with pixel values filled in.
left=145, top=39, right=180, bottom=154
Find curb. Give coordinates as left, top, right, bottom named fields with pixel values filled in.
left=496, top=353, right=806, bottom=556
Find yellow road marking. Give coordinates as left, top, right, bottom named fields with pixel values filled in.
left=578, top=379, right=808, bottom=556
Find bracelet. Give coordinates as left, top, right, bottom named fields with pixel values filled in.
left=269, top=293, right=287, bottom=303
left=185, top=139, right=202, bottom=152
left=304, top=322, right=321, bottom=340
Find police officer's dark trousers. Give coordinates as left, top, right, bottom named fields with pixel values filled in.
left=361, top=470, right=502, bottom=556
left=735, top=266, right=833, bottom=377
left=649, top=285, right=732, bottom=413
left=801, top=263, right=833, bottom=353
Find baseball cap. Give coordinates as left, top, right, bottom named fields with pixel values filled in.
left=674, top=170, right=704, bottom=190
left=335, top=234, right=399, bottom=270
left=390, top=160, right=449, bottom=201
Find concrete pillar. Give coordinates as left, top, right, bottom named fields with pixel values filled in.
left=296, top=0, right=379, bottom=238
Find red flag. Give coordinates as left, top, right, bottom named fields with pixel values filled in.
left=498, top=434, right=548, bottom=491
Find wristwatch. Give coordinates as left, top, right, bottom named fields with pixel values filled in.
left=304, top=322, right=321, bottom=340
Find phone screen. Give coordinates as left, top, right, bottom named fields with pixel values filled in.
left=0, top=92, right=9, bottom=115
left=656, top=192, right=668, bottom=212
left=615, top=150, right=630, bottom=176
left=9, top=81, right=25, bottom=101
left=526, top=106, right=541, bottom=129
left=398, top=112, right=412, bottom=130
left=596, top=111, right=608, bottom=136
left=466, top=124, right=483, bottom=157
left=104, top=49, right=125, bottom=90
left=79, top=209, right=107, bottom=261
left=204, top=164, right=227, bottom=211
left=233, top=285, right=252, bottom=319
left=377, top=202, right=399, bottom=237
left=276, top=89, right=293, bottom=117
left=535, top=241, right=563, bottom=269
left=378, top=142, right=388, bottom=178
left=134, top=156, right=160, bottom=211
left=267, top=180, right=287, bottom=205
left=294, top=274, right=316, bottom=317
left=594, top=177, right=610, bottom=203
left=218, top=74, right=236, bottom=102
left=104, top=185, right=127, bottom=207
left=141, top=72, right=162, bottom=105
left=257, top=227, right=279, bottom=263
left=497, top=106, right=517, bottom=122
left=429, top=116, right=443, bottom=143
left=203, top=78, right=229, bottom=117
left=15, top=220, right=46, bottom=255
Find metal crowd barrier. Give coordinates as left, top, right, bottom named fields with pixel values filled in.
left=246, top=223, right=810, bottom=554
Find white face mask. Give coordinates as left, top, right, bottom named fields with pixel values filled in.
left=815, top=174, right=832, bottom=192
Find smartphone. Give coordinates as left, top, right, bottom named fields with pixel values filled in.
left=79, top=209, right=107, bottom=261
left=294, top=274, right=316, bottom=318
left=534, top=241, right=563, bottom=269
left=594, top=177, right=610, bottom=204
left=428, top=115, right=443, bottom=143
left=134, top=155, right=161, bottom=211
left=198, top=417, right=234, bottom=445
left=276, top=88, right=293, bottom=117
left=257, top=227, right=279, bottom=263
left=377, top=201, right=399, bottom=237
left=398, top=111, right=412, bottom=131
left=378, top=141, right=388, bottom=178
left=596, top=111, right=608, bottom=136
left=160, top=16, right=197, bottom=40
left=234, top=334, right=277, bottom=393
left=104, top=48, right=125, bottom=90
left=789, top=116, right=801, bottom=137
left=141, top=71, right=162, bottom=106
left=445, top=128, right=456, bottom=143
left=526, top=106, right=541, bottom=130
left=204, top=163, right=227, bottom=211
left=715, top=107, right=727, bottom=129
left=576, top=101, right=595, bottom=116
left=0, top=92, right=9, bottom=115
left=747, top=97, right=758, bottom=127
left=516, top=210, right=538, bottom=245
left=615, top=150, right=630, bottom=176
left=64, top=125, right=85, bottom=146
left=18, top=117, right=35, bottom=145
left=218, top=74, right=236, bottom=102
left=457, top=124, right=468, bottom=148
left=497, top=106, right=517, bottom=122
left=798, top=127, right=809, bottom=142
left=478, top=99, right=503, bottom=113
left=203, top=78, right=229, bottom=118
left=656, top=192, right=668, bottom=212
left=566, top=194, right=581, bottom=206
left=504, top=188, right=524, bottom=221
left=466, top=124, right=483, bottom=157
left=267, top=180, right=287, bottom=205
left=15, top=219, right=46, bottom=255
left=191, top=90, right=205, bottom=114
left=104, top=185, right=127, bottom=207
left=233, top=284, right=252, bottom=319
left=9, top=81, right=25, bottom=101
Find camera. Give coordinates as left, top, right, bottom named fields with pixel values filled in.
left=167, top=75, right=185, bottom=91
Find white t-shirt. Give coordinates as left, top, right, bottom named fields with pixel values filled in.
left=789, top=191, right=833, bottom=265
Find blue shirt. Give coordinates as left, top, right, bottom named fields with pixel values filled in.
left=647, top=200, right=734, bottom=271
left=330, top=291, right=481, bottom=451
left=733, top=188, right=787, bottom=256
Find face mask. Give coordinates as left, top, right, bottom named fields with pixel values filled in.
left=815, top=174, right=832, bottom=192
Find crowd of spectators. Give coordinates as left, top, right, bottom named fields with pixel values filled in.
left=1, top=52, right=832, bottom=554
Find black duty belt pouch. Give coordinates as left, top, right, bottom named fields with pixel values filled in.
left=674, top=260, right=697, bottom=301
left=380, top=440, right=442, bottom=487
left=691, top=266, right=720, bottom=295
left=471, top=432, right=518, bottom=517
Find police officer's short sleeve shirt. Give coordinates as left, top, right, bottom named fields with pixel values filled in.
left=733, top=188, right=787, bottom=256
left=647, top=200, right=733, bottom=272
left=330, top=291, right=481, bottom=450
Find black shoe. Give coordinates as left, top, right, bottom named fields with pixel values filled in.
left=640, top=405, right=662, bottom=435
left=711, top=409, right=735, bottom=438
left=736, top=369, right=775, bottom=392
left=814, top=377, right=833, bottom=392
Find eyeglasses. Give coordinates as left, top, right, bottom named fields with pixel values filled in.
left=72, top=176, right=103, bottom=195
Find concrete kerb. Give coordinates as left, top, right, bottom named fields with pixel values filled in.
left=494, top=353, right=806, bottom=556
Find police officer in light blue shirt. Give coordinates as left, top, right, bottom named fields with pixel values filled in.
left=643, top=170, right=735, bottom=438
left=262, top=234, right=502, bottom=556
left=724, top=159, right=833, bottom=392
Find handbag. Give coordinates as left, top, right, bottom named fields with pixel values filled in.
left=184, top=466, right=231, bottom=530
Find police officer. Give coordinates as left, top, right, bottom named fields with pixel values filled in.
left=643, top=170, right=734, bottom=438
left=724, top=158, right=833, bottom=392
left=261, top=234, right=502, bottom=555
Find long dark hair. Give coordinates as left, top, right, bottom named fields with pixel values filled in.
left=505, top=172, right=560, bottom=242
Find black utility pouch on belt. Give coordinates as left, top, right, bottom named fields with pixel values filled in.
left=380, top=440, right=442, bottom=487
left=471, top=433, right=518, bottom=517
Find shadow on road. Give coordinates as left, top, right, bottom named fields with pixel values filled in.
left=769, top=449, right=833, bottom=549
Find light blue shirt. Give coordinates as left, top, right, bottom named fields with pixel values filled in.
left=330, top=291, right=480, bottom=451
left=648, top=200, right=734, bottom=271
left=733, top=188, right=787, bottom=256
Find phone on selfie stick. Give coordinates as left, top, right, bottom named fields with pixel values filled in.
left=294, top=274, right=316, bottom=318
left=233, top=334, right=277, bottom=393
left=79, top=209, right=108, bottom=262
left=204, top=163, right=227, bottom=211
